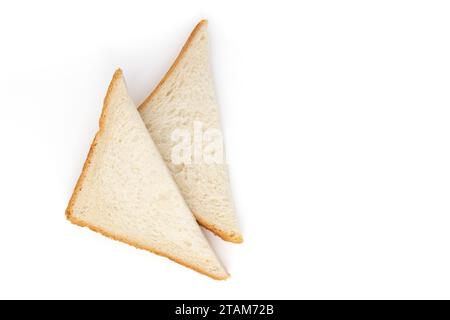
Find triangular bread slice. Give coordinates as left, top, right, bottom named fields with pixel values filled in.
left=138, top=20, right=242, bottom=243
left=66, top=69, right=228, bottom=280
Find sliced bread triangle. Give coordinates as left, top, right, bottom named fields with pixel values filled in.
left=66, top=69, right=228, bottom=280
left=139, top=20, right=242, bottom=243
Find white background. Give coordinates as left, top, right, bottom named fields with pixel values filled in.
left=1, top=0, right=450, bottom=299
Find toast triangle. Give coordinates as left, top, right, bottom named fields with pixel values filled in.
left=66, top=69, right=228, bottom=280
left=139, top=20, right=243, bottom=243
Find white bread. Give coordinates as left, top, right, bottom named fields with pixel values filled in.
left=139, top=20, right=242, bottom=243
left=66, top=69, right=228, bottom=280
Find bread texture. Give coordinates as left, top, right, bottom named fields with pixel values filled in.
left=139, top=20, right=242, bottom=243
left=66, top=69, right=229, bottom=280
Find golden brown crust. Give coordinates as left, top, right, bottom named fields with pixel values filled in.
left=196, top=215, right=243, bottom=244
left=138, top=20, right=243, bottom=243
left=66, top=215, right=229, bottom=281
left=65, top=69, right=229, bottom=281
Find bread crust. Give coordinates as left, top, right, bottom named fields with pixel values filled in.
left=67, top=215, right=229, bottom=280
left=66, top=69, right=229, bottom=281
left=196, top=215, right=243, bottom=244
left=66, top=69, right=123, bottom=222
left=138, top=19, right=208, bottom=113
left=138, top=20, right=243, bottom=244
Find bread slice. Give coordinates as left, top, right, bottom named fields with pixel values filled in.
left=139, top=20, right=242, bottom=243
left=66, top=69, right=228, bottom=280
